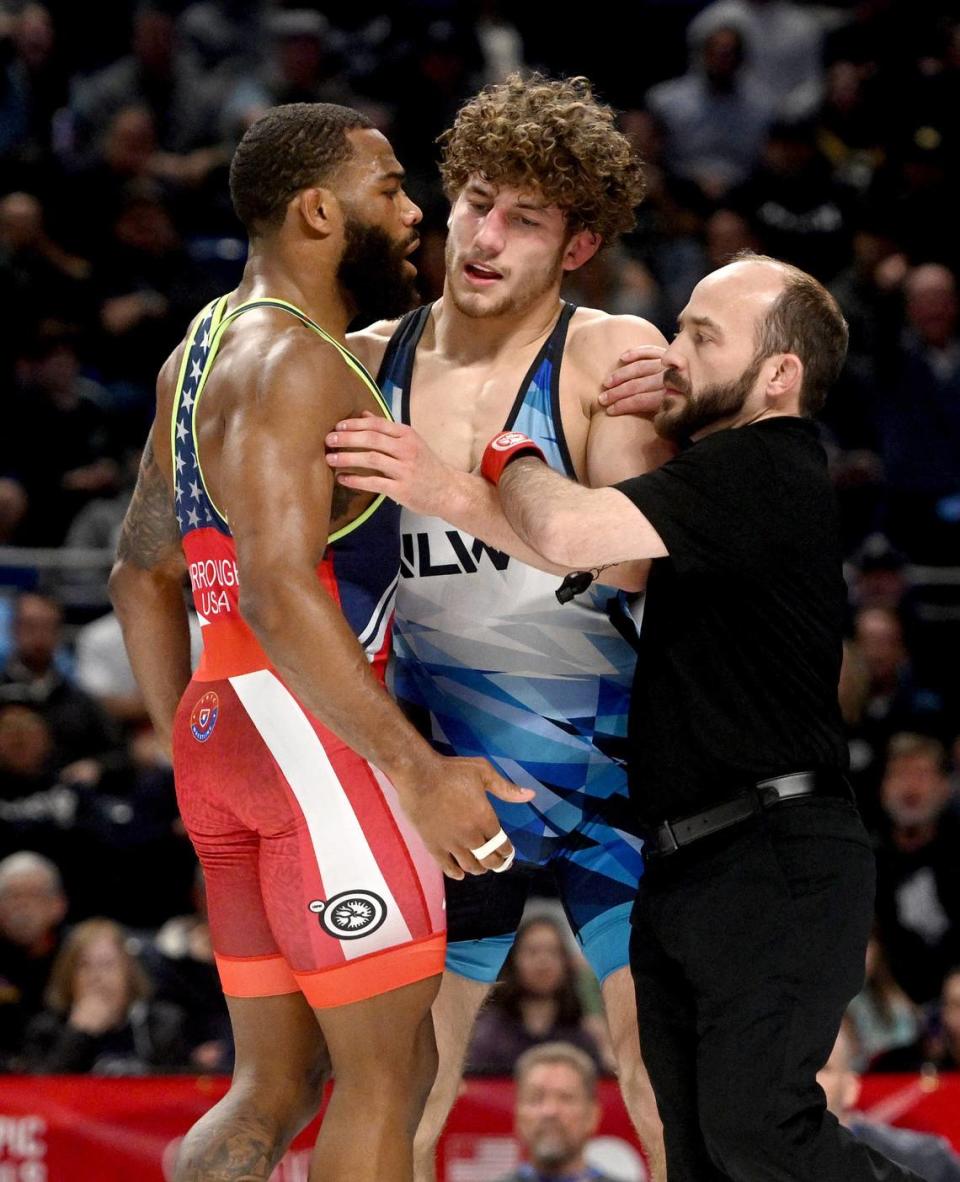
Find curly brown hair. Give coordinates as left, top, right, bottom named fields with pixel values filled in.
left=439, top=73, right=646, bottom=244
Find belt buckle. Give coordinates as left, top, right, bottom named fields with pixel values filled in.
left=655, top=821, right=679, bottom=856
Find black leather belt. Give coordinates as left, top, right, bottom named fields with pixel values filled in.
left=645, top=771, right=852, bottom=858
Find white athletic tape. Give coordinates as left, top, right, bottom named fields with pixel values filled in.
left=470, top=828, right=511, bottom=860
left=492, top=849, right=516, bottom=874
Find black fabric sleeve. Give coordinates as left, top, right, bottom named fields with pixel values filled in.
left=614, top=432, right=769, bottom=578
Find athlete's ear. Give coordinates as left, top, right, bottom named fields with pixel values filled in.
left=296, top=186, right=338, bottom=238
left=562, top=229, right=602, bottom=273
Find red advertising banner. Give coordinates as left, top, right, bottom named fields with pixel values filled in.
left=0, top=1073, right=957, bottom=1181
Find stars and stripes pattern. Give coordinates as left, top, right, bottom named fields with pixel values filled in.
left=175, top=300, right=229, bottom=538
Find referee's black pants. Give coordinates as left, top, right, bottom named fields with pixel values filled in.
left=630, top=797, right=921, bottom=1181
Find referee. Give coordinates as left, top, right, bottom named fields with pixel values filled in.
left=479, top=254, right=919, bottom=1181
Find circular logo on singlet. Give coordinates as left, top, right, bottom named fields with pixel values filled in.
left=308, top=891, right=387, bottom=939
left=190, top=691, right=220, bottom=742
left=491, top=431, right=529, bottom=451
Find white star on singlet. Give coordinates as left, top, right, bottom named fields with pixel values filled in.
left=175, top=452, right=186, bottom=475
left=186, top=506, right=200, bottom=528
left=181, top=386, right=195, bottom=412
left=189, top=359, right=202, bottom=381
left=199, top=328, right=211, bottom=349
left=176, top=419, right=188, bottom=443
left=188, top=479, right=202, bottom=501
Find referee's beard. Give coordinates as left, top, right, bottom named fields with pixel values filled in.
left=655, top=352, right=765, bottom=443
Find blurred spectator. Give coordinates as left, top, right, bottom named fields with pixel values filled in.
left=5, top=324, right=121, bottom=544
left=562, top=245, right=661, bottom=322
left=466, top=917, right=605, bottom=1076
left=475, top=1, right=525, bottom=86
left=22, top=917, right=188, bottom=1074
left=74, top=608, right=201, bottom=727
left=926, top=966, right=960, bottom=1072
left=141, top=866, right=231, bottom=1073
left=496, top=1042, right=619, bottom=1182
left=847, top=538, right=910, bottom=616
left=827, top=219, right=906, bottom=448
left=645, top=24, right=773, bottom=202
left=874, top=264, right=960, bottom=563
left=688, top=0, right=824, bottom=118
left=0, top=850, right=66, bottom=1069
left=63, top=725, right=196, bottom=925
left=67, top=2, right=219, bottom=162
left=0, top=593, right=115, bottom=765
left=868, top=127, right=957, bottom=277
left=0, top=191, right=91, bottom=373
left=703, top=207, right=759, bottom=270
left=0, top=479, right=28, bottom=546
left=92, top=180, right=221, bottom=431
left=847, top=606, right=945, bottom=787
left=816, top=61, right=888, bottom=193
left=729, top=118, right=857, bottom=281
left=619, top=106, right=708, bottom=326
left=874, top=734, right=960, bottom=1003
left=0, top=3, right=64, bottom=184
left=385, top=16, right=484, bottom=180
left=818, top=1019, right=960, bottom=1181
left=0, top=704, right=193, bottom=925
left=219, top=10, right=357, bottom=142
left=176, top=0, right=269, bottom=73
left=846, top=928, right=922, bottom=1070
left=63, top=448, right=139, bottom=559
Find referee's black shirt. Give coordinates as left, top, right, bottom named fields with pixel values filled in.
left=614, top=416, right=849, bottom=831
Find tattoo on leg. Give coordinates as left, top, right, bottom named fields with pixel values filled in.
left=176, top=1108, right=285, bottom=1182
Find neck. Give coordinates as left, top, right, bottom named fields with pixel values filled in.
left=893, top=822, right=936, bottom=853
left=431, top=286, right=564, bottom=363
left=692, top=405, right=792, bottom=442
left=234, top=241, right=353, bottom=341
left=530, top=1154, right=589, bottom=1180
left=521, top=996, right=559, bottom=1034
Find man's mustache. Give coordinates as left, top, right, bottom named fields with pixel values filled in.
left=662, top=367, right=691, bottom=397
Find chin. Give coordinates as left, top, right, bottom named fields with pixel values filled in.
left=449, top=286, right=510, bottom=319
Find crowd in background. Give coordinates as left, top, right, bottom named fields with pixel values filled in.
left=0, top=0, right=958, bottom=1082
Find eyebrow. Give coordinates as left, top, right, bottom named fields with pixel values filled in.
left=379, top=168, right=406, bottom=184
left=678, top=313, right=724, bottom=337
left=464, top=181, right=549, bottom=212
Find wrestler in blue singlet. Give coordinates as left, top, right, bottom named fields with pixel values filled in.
left=378, top=302, right=645, bottom=985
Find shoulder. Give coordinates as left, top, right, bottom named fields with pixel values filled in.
left=566, top=309, right=666, bottom=370
left=229, top=310, right=371, bottom=422
left=347, top=316, right=405, bottom=374
left=565, top=308, right=666, bottom=411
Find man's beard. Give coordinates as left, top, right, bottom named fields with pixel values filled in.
left=445, top=235, right=563, bottom=319
left=529, top=1130, right=577, bottom=1173
left=654, top=352, right=765, bottom=443
left=337, top=217, right=419, bottom=323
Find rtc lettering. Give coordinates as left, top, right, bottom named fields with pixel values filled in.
left=400, top=531, right=510, bottom=578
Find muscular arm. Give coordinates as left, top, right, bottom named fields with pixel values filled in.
left=220, top=336, right=531, bottom=875
left=328, top=317, right=674, bottom=587
left=497, top=457, right=667, bottom=570
left=109, top=363, right=192, bottom=754
left=224, top=339, right=438, bottom=781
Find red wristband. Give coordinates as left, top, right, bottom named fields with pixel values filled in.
left=480, top=432, right=547, bottom=485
